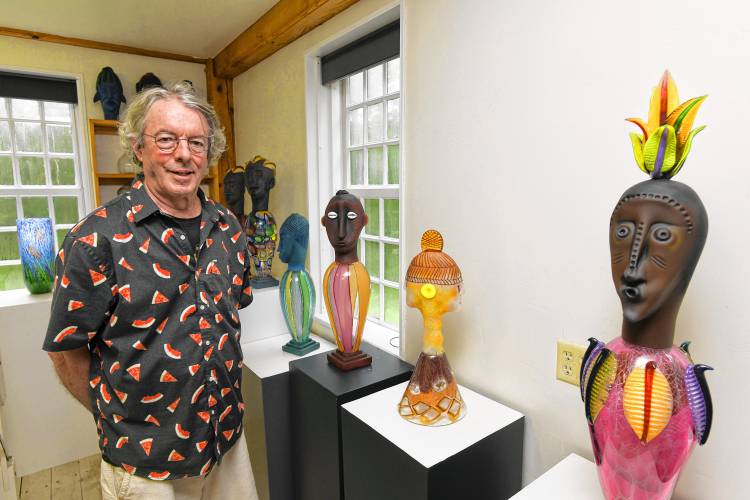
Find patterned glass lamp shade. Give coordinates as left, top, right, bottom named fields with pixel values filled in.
left=17, top=218, right=55, bottom=294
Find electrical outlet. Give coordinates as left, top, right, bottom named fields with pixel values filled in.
left=556, top=340, right=587, bottom=385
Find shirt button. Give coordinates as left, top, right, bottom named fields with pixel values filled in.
left=200, top=305, right=206, bottom=310
left=211, top=410, right=215, bottom=415
left=205, top=340, right=211, bottom=345
left=180, top=234, right=186, bottom=240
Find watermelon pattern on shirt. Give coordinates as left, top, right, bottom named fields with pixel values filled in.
left=42, top=180, right=253, bottom=480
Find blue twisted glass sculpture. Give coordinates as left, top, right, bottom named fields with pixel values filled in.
left=17, top=218, right=55, bottom=294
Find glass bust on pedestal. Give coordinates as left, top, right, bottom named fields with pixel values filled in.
left=398, top=230, right=465, bottom=425
left=321, top=190, right=372, bottom=371
left=244, top=155, right=279, bottom=288
left=278, top=214, right=320, bottom=356
left=580, top=71, right=713, bottom=500
left=223, top=166, right=246, bottom=228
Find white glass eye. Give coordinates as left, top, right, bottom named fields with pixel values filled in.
left=347, top=211, right=357, bottom=220
left=327, top=211, right=338, bottom=219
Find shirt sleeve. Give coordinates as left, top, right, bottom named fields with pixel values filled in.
left=42, top=236, right=115, bottom=352
left=238, top=233, right=254, bottom=310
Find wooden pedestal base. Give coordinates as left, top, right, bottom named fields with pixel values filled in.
left=327, top=349, right=372, bottom=371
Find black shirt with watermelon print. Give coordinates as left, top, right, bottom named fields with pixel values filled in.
left=42, top=179, right=253, bottom=481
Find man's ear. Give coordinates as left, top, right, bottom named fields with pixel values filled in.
left=131, top=139, right=143, bottom=163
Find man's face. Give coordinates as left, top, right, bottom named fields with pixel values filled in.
left=133, top=99, right=209, bottom=200
left=321, top=195, right=367, bottom=257
left=610, top=198, right=696, bottom=323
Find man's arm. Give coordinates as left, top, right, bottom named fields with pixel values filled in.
left=47, top=347, right=92, bottom=410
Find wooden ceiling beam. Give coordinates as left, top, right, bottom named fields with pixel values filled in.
left=0, top=26, right=207, bottom=65
left=213, top=0, right=360, bottom=79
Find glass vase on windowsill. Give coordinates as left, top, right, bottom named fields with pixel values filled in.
left=16, top=217, right=55, bottom=294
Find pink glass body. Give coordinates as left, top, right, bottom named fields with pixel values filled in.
left=590, top=337, right=695, bottom=500
left=323, top=262, right=369, bottom=353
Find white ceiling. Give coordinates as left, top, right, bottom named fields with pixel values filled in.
left=0, top=0, right=279, bottom=59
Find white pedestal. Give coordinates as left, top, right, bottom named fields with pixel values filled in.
left=341, top=381, right=525, bottom=500
left=238, top=286, right=288, bottom=343
left=510, top=454, right=603, bottom=500
left=240, top=333, right=335, bottom=500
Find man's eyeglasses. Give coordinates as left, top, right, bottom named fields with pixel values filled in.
left=143, top=133, right=209, bottom=155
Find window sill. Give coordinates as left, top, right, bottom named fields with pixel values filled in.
left=312, top=313, right=400, bottom=357
left=0, top=288, right=52, bottom=309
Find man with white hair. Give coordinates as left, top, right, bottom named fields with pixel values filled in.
left=43, top=82, right=258, bottom=499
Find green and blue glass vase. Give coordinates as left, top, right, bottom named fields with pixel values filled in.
left=17, top=218, right=55, bottom=294
left=279, top=265, right=319, bottom=355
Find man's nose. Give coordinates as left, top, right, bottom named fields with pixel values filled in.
left=173, top=138, right=192, bottom=162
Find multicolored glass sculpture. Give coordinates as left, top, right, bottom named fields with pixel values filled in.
left=278, top=214, right=319, bottom=356
left=398, top=230, right=465, bottom=425
left=580, top=71, right=713, bottom=500
left=17, top=218, right=55, bottom=294
left=244, top=156, right=278, bottom=288
left=321, top=190, right=372, bottom=371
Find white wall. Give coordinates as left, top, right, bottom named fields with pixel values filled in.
left=0, top=294, right=99, bottom=476
left=402, top=0, right=747, bottom=498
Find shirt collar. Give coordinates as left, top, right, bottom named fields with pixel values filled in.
left=129, top=178, right=220, bottom=224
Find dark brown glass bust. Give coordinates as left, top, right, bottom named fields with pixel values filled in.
left=610, top=179, right=708, bottom=348
left=222, top=168, right=245, bottom=226
left=321, top=191, right=368, bottom=264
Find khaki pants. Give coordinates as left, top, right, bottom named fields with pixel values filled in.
left=100, top=434, right=257, bottom=500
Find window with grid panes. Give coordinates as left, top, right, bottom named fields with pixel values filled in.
left=341, top=57, right=401, bottom=330
left=0, top=97, right=84, bottom=291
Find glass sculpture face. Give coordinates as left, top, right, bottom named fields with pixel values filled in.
left=223, top=171, right=245, bottom=206
left=321, top=192, right=367, bottom=262
left=245, top=164, right=275, bottom=199
left=610, top=197, right=697, bottom=323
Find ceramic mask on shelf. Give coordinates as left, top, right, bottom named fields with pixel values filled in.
left=244, top=156, right=279, bottom=289
left=397, top=230, right=465, bottom=425
left=278, top=213, right=319, bottom=356
left=93, top=67, right=126, bottom=120
left=321, top=190, right=372, bottom=371
left=17, top=218, right=55, bottom=294
left=580, top=71, right=713, bottom=500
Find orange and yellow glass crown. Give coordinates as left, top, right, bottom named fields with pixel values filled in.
left=406, top=230, right=462, bottom=286
left=249, top=155, right=277, bottom=171
left=626, top=71, right=707, bottom=179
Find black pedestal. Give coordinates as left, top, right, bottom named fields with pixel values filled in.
left=289, top=343, right=413, bottom=500
left=341, top=382, right=525, bottom=500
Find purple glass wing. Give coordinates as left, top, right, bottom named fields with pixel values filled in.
left=580, top=338, right=605, bottom=401
left=685, top=363, right=714, bottom=445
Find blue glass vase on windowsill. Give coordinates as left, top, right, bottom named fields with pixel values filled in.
left=17, top=218, right=55, bottom=294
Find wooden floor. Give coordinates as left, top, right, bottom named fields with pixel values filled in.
left=18, top=454, right=100, bottom=500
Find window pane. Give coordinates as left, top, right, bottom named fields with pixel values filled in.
left=367, top=65, right=383, bottom=99
left=386, top=58, right=400, bottom=94
left=364, top=240, right=380, bottom=277
left=384, top=286, right=400, bottom=327
left=15, top=122, right=43, bottom=152
left=367, top=147, right=383, bottom=185
left=0, top=232, right=19, bottom=260
left=387, top=144, right=399, bottom=184
left=54, top=196, right=79, bottom=224
left=0, top=198, right=18, bottom=226
left=384, top=199, right=399, bottom=238
left=366, top=103, right=383, bottom=143
left=0, top=264, right=24, bottom=292
left=56, top=228, right=69, bottom=249
left=19, top=157, right=45, bottom=185
left=44, top=102, right=71, bottom=122
left=21, top=197, right=49, bottom=218
left=348, top=72, right=364, bottom=105
left=348, top=108, right=363, bottom=146
left=384, top=243, right=399, bottom=282
left=363, top=198, right=379, bottom=236
left=349, top=149, right=364, bottom=185
left=11, top=99, right=40, bottom=120
left=50, top=158, right=76, bottom=185
left=0, top=157, right=13, bottom=184
left=0, top=99, right=7, bottom=118
left=47, top=124, right=73, bottom=153
left=387, top=98, right=400, bottom=140
left=0, top=122, right=10, bottom=151
left=368, top=283, right=381, bottom=320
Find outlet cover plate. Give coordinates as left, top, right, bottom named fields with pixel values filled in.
left=556, top=340, right=587, bottom=385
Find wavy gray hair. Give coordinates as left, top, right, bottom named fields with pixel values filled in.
left=118, top=81, right=226, bottom=166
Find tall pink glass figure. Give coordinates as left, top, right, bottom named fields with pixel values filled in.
left=580, top=71, right=713, bottom=500
left=321, top=190, right=372, bottom=371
